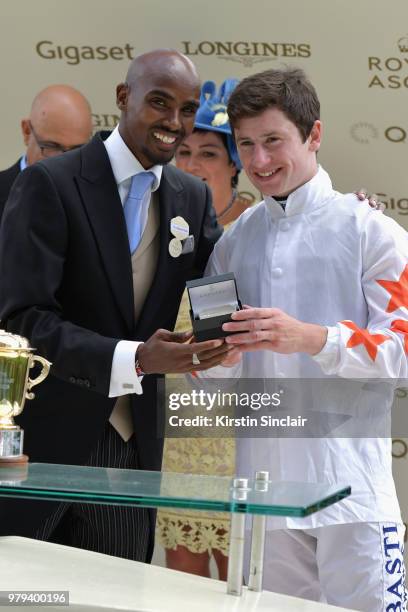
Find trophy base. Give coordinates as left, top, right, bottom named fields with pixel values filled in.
left=0, top=428, right=26, bottom=462
left=0, top=455, right=29, bottom=481
left=0, top=454, right=29, bottom=466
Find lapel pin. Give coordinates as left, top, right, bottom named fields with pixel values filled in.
left=170, top=216, right=189, bottom=240
left=169, top=237, right=183, bottom=258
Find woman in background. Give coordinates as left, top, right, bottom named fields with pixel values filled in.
left=156, top=79, right=253, bottom=580
left=175, top=79, right=254, bottom=224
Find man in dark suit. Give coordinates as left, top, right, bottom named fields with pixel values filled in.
left=0, top=49, right=233, bottom=562
left=0, top=84, right=92, bottom=219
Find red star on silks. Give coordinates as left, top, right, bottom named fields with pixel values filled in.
left=390, top=319, right=408, bottom=354
left=341, top=320, right=391, bottom=361
left=377, top=264, right=408, bottom=313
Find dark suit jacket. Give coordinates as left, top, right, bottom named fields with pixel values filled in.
left=0, top=133, right=221, bottom=542
left=0, top=159, right=20, bottom=220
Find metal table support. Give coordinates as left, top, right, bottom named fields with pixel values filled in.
left=248, top=471, right=269, bottom=591
left=227, top=478, right=248, bottom=596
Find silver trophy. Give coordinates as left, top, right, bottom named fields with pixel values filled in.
left=0, top=330, right=51, bottom=464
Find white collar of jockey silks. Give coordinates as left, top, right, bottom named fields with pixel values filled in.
left=264, top=165, right=334, bottom=220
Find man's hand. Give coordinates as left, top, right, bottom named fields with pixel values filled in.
left=222, top=307, right=327, bottom=356
left=355, top=189, right=385, bottom=212
left=137, top=329, right=238, bottom=374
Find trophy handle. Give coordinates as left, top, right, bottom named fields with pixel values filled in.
left=26, top=356, right=51, bottom=400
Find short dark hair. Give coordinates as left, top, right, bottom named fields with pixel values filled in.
left=227, top=67, right=320, bottom=142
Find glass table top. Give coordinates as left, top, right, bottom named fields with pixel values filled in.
left=0, top=463, right=350, bottom=517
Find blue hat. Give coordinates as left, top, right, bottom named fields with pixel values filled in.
left=194, top=79, right=242, bottom=170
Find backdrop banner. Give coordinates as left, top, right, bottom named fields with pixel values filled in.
left=0, top=0, right=406, bottom=554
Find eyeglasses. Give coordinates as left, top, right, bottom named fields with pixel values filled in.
left=29, top=121, right=85, bottom=158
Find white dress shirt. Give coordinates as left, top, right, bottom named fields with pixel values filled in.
left=104, top=127, right=162, bottom=397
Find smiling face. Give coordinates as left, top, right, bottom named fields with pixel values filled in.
left=235, top=107, right=321, bottom=198
left=175, top=130, right=236, bottom=194
left=117, top=55, right=201, bottom=168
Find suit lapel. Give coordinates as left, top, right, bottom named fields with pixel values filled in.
left=75, top=134, right=135, bottom=334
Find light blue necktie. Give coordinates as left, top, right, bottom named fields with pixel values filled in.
left=123, top=171, right=155, bottom=253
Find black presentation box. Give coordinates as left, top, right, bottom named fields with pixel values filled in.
left=186, top=273, right=242, bottom=342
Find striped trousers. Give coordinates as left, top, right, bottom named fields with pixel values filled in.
left=35, top=422, right=150, bottom=561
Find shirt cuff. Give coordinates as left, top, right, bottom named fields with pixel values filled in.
left=109, top=340, right=143, bottom=397
left=311, top=326, right=341, bottom=373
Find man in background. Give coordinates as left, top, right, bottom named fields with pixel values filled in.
left=0, top=84, right=93, bottom=218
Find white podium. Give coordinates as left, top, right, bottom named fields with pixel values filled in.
left=0, top=536, right=355, bottom=611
